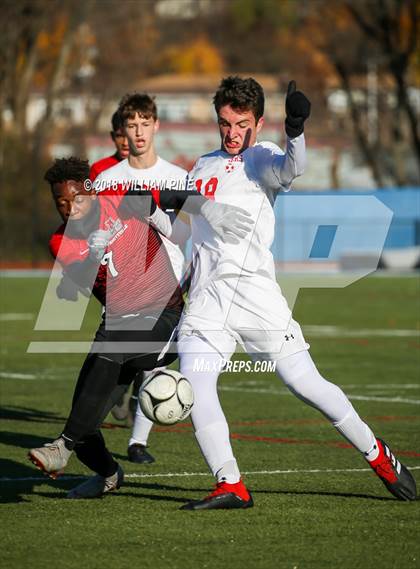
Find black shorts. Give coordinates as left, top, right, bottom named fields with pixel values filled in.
left=90, top=306, right=182, bottom=372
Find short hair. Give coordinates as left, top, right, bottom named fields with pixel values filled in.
left=118, top=92, right=157, bottom=122
left=213, top=76, right=265, bottom=122
left=44, top=157, right=90, bottom=187
left=111, top=110, right=124, bottom=132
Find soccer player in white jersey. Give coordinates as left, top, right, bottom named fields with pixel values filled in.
left=177, top=76, right=417, bottom=509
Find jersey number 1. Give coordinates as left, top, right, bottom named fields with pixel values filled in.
left=101, top=252, right=119, bottom=277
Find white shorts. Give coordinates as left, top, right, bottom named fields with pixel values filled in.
left=179, top=276, right=309, bottom=361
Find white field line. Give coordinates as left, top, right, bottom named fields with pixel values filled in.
left=1, top=465, right=420, bottom=484
left=0, top=310, right=417, bottom=337
left=1, top=372, right=419, bottom=405
left=219, top=385, right=420, bottom=405
left=2, top=368, right=418, bottom=393
left=346, top=395, right=420, bottom=405
left=0, top=372, right=38, bottom=380
left=233, top=381, right=420, bottom=390
left=25, top=325, right=420, bottom=354
left=0, top=371, right=76, bottom=380
left=0, top=313, right=34, bottom=321
left=27, top=342, right=92, bottom=353
left=0, top=368, right=80, bottom=380
left=336, top=383, right=420, bottom=389
left=303, top=325, right=419, bottom=338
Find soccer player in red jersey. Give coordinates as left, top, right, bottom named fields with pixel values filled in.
left=90, top=105, right=166, bottom=462
left=89, top=111, right=129, bottom=181
left=28, top=154, right=253, bottom=498
left=91, top=96, right=192, bottom=464
left=29, top=157, right=182, bottom=497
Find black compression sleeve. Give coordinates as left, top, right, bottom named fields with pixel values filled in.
left=158, top=189, right=205, bottom=213
left=125, top=188, right=205, bottom=214
left=118, top=194, right=156, bottom=218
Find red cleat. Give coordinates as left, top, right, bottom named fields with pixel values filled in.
left=368, top=438, right=417, bottom=501
left=181, top=479, right=253, bottom=510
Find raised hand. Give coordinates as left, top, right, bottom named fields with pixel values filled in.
left=285, top=80, right=311, bottom=138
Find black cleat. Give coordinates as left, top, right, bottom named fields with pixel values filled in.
left=368, top=438, right=417, bottom=501
left=181, top=480, right=253, bottom=510
left=127, top=444, right=155, bottom=464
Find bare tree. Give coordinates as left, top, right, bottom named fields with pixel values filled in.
left=346, top=0, right=419, bottom=167
left=304, top=0, right=418, bottom=187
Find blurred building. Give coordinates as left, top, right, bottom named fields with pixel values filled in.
left=12, top=72, right=418, bottom=190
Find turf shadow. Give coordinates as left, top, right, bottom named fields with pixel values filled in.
left=251, top=487, right=395, bottom=501
left=0, top=430, right=57, bottom=450
left=0, top=458, right=83, bottom=504
left=9, top=478, right=196, bottom=504
left=117, top=480, right=201, bottom=503
left=33, top=482, right=192, bottom=504
left=0, top=405, right=66, bottom=424
left=115, top=491, right=189, bottom=504
left=122, top=482, right=397, bottom=503
left=31, top=489, right=190, bottom=504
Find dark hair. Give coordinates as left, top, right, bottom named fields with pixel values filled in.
left=213, top=76, right=265, bottom=121
left=118, top=92, right=157, bottom=122
left=44, top=157, right=90, bottom=186
left=111, top=110, right=124, bottom=132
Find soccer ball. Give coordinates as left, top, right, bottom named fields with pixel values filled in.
left=139, top=369, right=194, bottom=425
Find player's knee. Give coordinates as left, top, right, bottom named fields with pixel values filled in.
left=276, top=350, right=317, bottom=386
left=276, top=350, right=340, bottom=402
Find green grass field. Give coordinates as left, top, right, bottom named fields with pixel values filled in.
left=1, top=273, right=419, bottom=569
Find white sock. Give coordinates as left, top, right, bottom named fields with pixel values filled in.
left=334, top=408, right=378, bottom=459
left=128, top=367, right=167, bottom=447
left=195, top=421, right=238, bottom=479
left=276, top=351, right=381, bottom=460
left=129, top=399, right=154, bottom=447
left=216, top=460, right=241, bottom=484
left=179, top=334, right=241, bottom=481
left=363, top=441, right=380, bottom=462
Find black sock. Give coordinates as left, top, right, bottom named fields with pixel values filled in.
left=63, top=355, right=122, bottom=443
left=61, top=434, right=76, bottom=451
left=74, top=432, right=118, bottom=478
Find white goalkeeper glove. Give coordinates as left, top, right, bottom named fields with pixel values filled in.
left=200, top=200, right=253, bottom=244
left=87, top=229, right=112, bottom=260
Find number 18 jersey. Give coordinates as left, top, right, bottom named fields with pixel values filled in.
left=187, top=137, right=306, bottom=297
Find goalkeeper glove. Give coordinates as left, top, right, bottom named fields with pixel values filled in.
left=285, top=80, right=311, bottom=138
left=87, top=229, right=112, bottom=260
left=56, top=275, right=79, bottom=301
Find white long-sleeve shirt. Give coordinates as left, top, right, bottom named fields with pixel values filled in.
left=187, top=135, right=306, bottom=297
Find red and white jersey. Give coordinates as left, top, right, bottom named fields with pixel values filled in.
left=50, top=193, right=183, bottom=316
left=95, top=157, right=188, bottom=280
left=89, top=153, right=120, bottom=182
left=187, top=136, right=306, bottom=297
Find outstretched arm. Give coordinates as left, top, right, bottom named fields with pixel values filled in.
left=262, top=81, right=311, bottom=190
left=120, top=184, right=254, bottom=245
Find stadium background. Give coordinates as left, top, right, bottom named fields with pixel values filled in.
left=0, top=2, right=419, bottom=569
left=1, top=0, right=419, bottom=267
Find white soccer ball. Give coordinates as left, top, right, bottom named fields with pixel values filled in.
left=139, top=369, right=194, bottom=425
